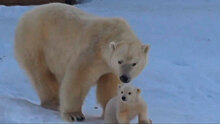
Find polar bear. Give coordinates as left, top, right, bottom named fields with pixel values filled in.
left=14, top=3, right=150, bottom=122
left=104, top=84, right=152, bottom=124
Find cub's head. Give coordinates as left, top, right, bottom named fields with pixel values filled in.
left=118, top=84, right=141, bottom=103
left=108, top=41, right=150, bottom=83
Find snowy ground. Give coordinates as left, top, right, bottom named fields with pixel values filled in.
left=1, top=0, right=220, bottom=123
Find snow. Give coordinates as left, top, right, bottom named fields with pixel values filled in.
left=1, top=0, right=220, bottom=123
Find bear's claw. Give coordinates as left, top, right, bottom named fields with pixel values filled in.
left=73, top=115, right=84, bottom=121
left=62, top=112, right=85, bottom=122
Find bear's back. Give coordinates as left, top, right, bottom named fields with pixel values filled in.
left=22, top=3, right=97, bottom=25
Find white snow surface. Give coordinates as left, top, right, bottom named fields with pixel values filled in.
left=1, top=0, right=220, bottom=123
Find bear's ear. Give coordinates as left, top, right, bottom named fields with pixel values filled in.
left=109, top=41, right=117, bottom=51
left=136, top=88, right=141, bottom=94
left=142, top=44, right=150, bottom=54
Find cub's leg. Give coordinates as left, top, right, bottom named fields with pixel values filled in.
left=23, top=56, right=59, bottom=111
left=117, top=111, right=130, bottom=123
left=96, top=73, right=120, bottom=116
left=138, top=110, right=152, bottom=124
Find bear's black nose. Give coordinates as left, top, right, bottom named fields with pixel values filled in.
left=120, top=75, right=130, bottom=83
left=121, top=96, right=126, bottom=101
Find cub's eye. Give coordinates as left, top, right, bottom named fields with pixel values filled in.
left=132, top=63, right=137, bottom=66
left=121, top=91, right=123, bottom=94
left=128, top=92, right=131, bottom=95
left=118, top=60, right=123, bottom=64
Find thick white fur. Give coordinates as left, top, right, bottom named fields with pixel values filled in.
left=104, top=84, right=152, bottom=124
left=14, top=3, right=150, bottom=122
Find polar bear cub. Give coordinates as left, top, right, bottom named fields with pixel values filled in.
left=104, top=84, right=152, bottom=124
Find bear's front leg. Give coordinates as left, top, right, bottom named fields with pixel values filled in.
left=59, top=59, right=108, bottom=122
left=59, top=67, right=91, bottom=122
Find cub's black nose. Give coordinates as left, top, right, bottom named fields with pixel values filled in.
left=121, top=96, right=126, bottom=101
left=120, top=75, right=129, bottom=83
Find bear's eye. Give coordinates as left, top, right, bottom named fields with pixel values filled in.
left=118, top=60, right=123, bottom=64
left=128, top=92, right=131, bottom=95
left=132, top=63, right=137, bottom=66
left=121, top=91, right=123, bottom=94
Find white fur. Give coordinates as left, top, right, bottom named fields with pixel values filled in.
left=14, top=3, right=150, bottom=122
left=104, top=84, right=152, bottom=124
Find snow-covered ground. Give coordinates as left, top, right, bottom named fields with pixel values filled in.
left=1, top=0, right=220, bottom=123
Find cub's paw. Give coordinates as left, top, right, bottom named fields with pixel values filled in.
left=139, top=119, right=152, bottom=124
left=61, top=112, right=85, bottom=122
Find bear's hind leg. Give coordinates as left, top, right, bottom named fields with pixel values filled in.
left=38, top=71, right=60, bottom=111
left=96, top=73, right=120, bottom=117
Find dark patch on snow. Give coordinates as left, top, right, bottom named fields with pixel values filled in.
left=0, top=56, right=6, bottom=62
left=173, top=61, right=189, bottom=67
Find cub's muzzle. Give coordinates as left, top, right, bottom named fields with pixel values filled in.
left=121, top=96, right=126, bottom=101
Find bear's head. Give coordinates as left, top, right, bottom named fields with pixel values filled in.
left=108, top=41, right=150, bottom=83
left=118, top=84, right=141, bottom=103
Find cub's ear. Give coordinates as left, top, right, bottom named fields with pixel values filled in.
left=136, top=88, right=141, bottom=94
left=109, top=41, right=117, bottom=51
left=142, top=44, right=150, bottom=54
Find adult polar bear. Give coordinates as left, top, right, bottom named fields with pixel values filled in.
left=15, top=3, right=150, bottom=122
